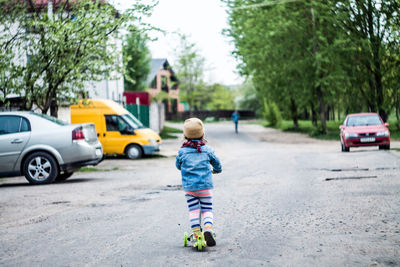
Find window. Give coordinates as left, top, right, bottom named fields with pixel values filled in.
left=150, top=77, right=157, bottom=89
left=30, top=113, right=68, bottom=126
left=346, top=115, right=382, bottom=126
left=105, top=115, right=127, bottom=132
left=105, top=114, right=143, bottom=133
left=0, top=116, right=31, bottom=135
left=20, top=118, right=30, bottom=132
left=121, top=113, right=143, bottom=129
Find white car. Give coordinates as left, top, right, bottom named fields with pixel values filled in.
left=0, top=111, right=103, bottom=184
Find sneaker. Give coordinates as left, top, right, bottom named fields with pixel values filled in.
left=204, top=230, right=216, bottom=247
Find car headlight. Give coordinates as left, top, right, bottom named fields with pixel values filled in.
left=148, top=139, right=157, bottom=145
left=345, top=132, right=358, bottom=138
left=376, top=131, right=389, bottom=137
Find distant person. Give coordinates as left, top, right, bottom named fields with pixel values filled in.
left=176, top=118, right=222, bottom=248
left=231, top=110, right=240, bottom=134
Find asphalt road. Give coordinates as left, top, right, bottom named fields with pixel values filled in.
left=1, top=122, right=399, bottom=266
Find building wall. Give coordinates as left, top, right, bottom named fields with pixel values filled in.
left=149, top=102, right=165, bottom=134
left=85, top=78, right=124, bottom=103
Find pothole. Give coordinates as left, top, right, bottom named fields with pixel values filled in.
left=325, top=176, right=377, bottom=181
left=146, top=191, right=160, bottom=195
left=321, top=168, right=369, bottom=172
left=161, top=185, right=182, bottom=191
left=120, top=196, right=150, bottom=202
left=50, top=201, right=71, bottom=205
left=319, top=167, right=398, bottom=172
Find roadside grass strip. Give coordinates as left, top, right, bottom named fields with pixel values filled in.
left=256, top=119, right=400, bottom=141
left=160, top=125, right=183, bottom=139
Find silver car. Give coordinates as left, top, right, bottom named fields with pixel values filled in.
left=0, top=111, right=103, bottom=184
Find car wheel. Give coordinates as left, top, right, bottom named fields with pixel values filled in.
left=341, top=141, right=349, bottom=152
left=343, top=143, right=350, bottom=152
left=125, top=144, right=143, bottom=159
left=379, top=144, right=390, bottom=150
left=23, top=152, right=58, bottom=185
left=56, top=172, right=74, bottom=181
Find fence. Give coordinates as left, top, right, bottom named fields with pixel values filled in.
left=166, top=110, right=256, bottom=121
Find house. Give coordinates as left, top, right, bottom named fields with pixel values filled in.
left=147, top=58, right=185, bottom=113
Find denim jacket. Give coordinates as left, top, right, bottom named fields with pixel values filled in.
left=176, top=142, right=222, bottom=191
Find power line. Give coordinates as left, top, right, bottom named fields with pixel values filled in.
left=232, top=0, right=299, bottom=10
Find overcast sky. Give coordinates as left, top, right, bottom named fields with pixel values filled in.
left=112, top=0, right=243, bottom=85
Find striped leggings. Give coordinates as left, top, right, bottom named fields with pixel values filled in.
left=185, top=189, right=213, bottom=231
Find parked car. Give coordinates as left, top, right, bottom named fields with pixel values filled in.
left=339, top=113, right=390, bottom=152
left=0, top=111, right=103, bottom=184
left=70, top=99, right=162, bottom=159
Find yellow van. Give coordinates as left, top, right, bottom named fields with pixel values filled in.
left=70, top=99, right=162, bottom=159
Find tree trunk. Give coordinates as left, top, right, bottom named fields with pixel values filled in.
left=50, top=98, right=58, bottom=118
left=290, top=98, right=299, bottom=130
left=311, top=102, right=317, bottom=126
left=317, top=85, right=327, bottom=134
left=396, top=89, right=399, bottom=121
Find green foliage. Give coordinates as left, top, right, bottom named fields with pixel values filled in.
left=222, top=0, right=400, bottom=134
left=0, top=0, right=153, bottom=115
left=174, top=33, right=206, bottom=112
left=263, top=119, right=341, bottom=140
left=123, top=29, right=151, bottom=91
left=263, top=99, right=282, bottom=127
left=173, top=33, right=236, bottom=112
left=206, top=84, right=235, bottom=110
left=236, top=78, right=262, bottom=115
left=159, top=125, right=182, bottom=139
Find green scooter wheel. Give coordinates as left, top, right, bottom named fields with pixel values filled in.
left=184, top=232, right=188, bottom=247
left=197, top=236, right=203, bottom=251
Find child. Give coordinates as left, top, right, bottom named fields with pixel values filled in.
left=176, top=118, right=222, bottom=246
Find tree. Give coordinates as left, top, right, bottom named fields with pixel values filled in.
left=206, top=83, right=235, bottom=110
left=333, top=0, right=400, bottom=122
left=174, top=33, right=206, bottom=114
left=0, top=0, right=153, bottom=116
left=0, top=0, right=26, bottom=104
left=123, top=28, right=151, bottom=92
left=223, top=0, right=400, bottom=133
left=235, top=78, right=262, bottom=115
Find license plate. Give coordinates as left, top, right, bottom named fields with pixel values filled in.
left=360, top=137, right=375, bottom=143
left=95, top=148, right=102, bottom=157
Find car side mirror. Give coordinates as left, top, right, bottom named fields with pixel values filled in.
left=384, top=122, right=389, bottom=127
left=339, top=125, right=345, bottom=130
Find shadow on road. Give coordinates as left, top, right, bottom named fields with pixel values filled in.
left=0, top=178, right=95, bottom=188
left=346, top=148, right=388, bottom=153
left=54, top=178, right=96, bottom=184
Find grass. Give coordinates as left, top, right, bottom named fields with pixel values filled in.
left=260, top=120, right=341, bottom=140
left=388, top=120, right=400, bottom=140
left=259, top=119, right=400, bottom=141
left=160, top=125, right=182, bottom=139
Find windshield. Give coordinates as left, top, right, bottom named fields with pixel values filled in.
left=346, top=115, right=382, bottom=126
left=121, top=113, right=144, bottom=129
left=31, top=112, right=69, bottom=126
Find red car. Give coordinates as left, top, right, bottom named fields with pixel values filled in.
left=339, top=113, right=390, bottom=152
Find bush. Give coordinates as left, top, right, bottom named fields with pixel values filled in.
left=263, top=99, right=282, bottom=127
